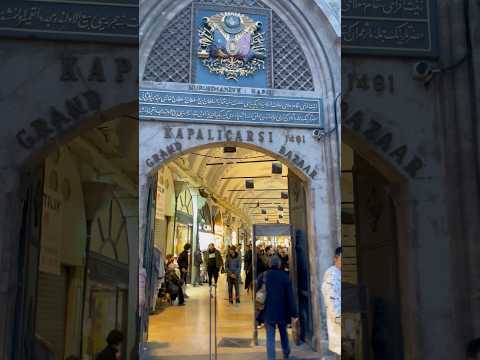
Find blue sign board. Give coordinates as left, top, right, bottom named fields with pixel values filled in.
left=139, top=85, right=323, bottom=129
left=0, top=0, right=138, bottom=44
left=342, top=0, right=437, bottom=57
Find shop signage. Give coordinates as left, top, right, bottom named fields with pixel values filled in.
left=0, top=0, right=138, bottom=44
left=342, top=0, right=438, bottom=57
left=140, top=84, right=324, bottom=129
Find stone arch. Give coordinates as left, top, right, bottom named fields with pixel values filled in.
left=342, top=111, right=425, bottom=182
left=17, top=101, right=137, bottom=170
left=145, top=140, right=313, bottom=184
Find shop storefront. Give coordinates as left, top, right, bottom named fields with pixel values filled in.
left=173, top=187, right=194, bottom=257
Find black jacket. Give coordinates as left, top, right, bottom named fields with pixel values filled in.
left=96, top=345, right=118, bottom=360
left=177, top=250, right=189, bottom=270
left=165, top=269, right=183, bottom=294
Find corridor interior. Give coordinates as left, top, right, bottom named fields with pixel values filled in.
left=144, top=146, right=321, bottom=359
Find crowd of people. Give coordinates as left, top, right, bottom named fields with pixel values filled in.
left=159, top=242, right=291, bottom=308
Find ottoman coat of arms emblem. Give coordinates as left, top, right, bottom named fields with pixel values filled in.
left=198, top=12, right=267, bottom=80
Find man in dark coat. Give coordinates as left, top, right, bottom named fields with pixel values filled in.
left=206, top=243, right=223, bottom=286
left=96, top=330, right=123, bottom=360
left=177, top=243, right=191, bottom=297
left=257, top=256, right=298, bottom=360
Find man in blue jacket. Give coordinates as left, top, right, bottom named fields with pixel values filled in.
left=257, top=256, right=298, bottom=360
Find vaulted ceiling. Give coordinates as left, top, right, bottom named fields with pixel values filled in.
left=169, top=146, right=290, bottom=225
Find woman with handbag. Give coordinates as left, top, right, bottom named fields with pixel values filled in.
left=225, top=245, right=241, bottom=304
left=256, top=256, right=298, bottom=360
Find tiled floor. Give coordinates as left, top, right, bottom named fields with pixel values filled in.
left=143, top=274, right=322, bottom=360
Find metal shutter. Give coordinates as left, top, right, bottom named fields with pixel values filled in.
left=35, top=268, right=67, bottom=360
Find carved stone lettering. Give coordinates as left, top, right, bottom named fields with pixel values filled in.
left=65, top=96, right=88, bottom=120
left=16, top=129, right=35, bottom=149
left=176, top=128, right=184, bottom=139
left=344, top=111, right=363, bottom=131
left=363, top=120, right=382, bottom=141
left=235, top=131, right=243, bottom=142
left=50, top=107, right=72, bottom=131
left=390, top=145, right=408, bottom=165
left=31, top=118, right=54, bottom=139
left=259, top=132, right=265, bottom=143
left=404, top=156, right=424, bottom=178
left=60, top=57, right=79, bottom=82
left=115, top=58, right=132, bottom=83
left=196, top=129, right=204, bottom=140
left=187, top=129, right=195, bottom=140
left=164, top=127, right=173, bottom=139
left=88, top=57, right=106, bottom=82
left=376, top=132, right=393, bottom=152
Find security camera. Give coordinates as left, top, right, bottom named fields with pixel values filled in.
left=312, top=128, right=324, bottom=140
left=412, top=61, right=433, bottom=82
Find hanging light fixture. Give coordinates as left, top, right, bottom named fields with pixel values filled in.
left=281, top=191, right=288, bottom=199
left=245, top=179, right=254, bottom=189
left=261, top=209, right=267, bottom=215
left=272, top=162, right=282, bottom=174
left=277, top=205, right=283, bottom=211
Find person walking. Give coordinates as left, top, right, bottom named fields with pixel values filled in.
left=278, top=247, right=289, bottom=272
left=206, top=243, right=223, bottom=286
left=256, top=245, right=268, bottom=276
left=225, top=245, right=241, bottom=304
left=193, top=248, right=203, bottom=286
left=321, top=246, right=341, bottom=359
left=177, top=244, right=191, bottom=298
left=96, top=330, right=124, bottom=360
left=257, top=256, right=298, bottom=360
left=244, top=243, right=253, bottom=293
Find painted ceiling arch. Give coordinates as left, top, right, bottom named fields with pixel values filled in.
left=167, top=145, right=291, bottom=224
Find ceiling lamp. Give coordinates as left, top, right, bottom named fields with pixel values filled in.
left=224, top=146, right=237, bottom=153
left=279, top=214, right=284, bottom=219
left=261, top=209, right=267, bottom=214
left=277, top=205, right=283, bottom=211
left=245, top=179, right=254, bottom=189
left=272, top=162, right=282, bottom=174
left=265, top=217, right=269, bottom=222
left=281, top=191, right=288, bottom=199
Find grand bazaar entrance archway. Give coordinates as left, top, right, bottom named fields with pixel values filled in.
left=139, top=0, right=340, bottom=355
left=142, top=142, right=315, bottom=358
left=3, top=40, right=138, bottom=360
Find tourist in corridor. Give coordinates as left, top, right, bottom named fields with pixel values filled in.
left=207, top=243, right=223, bottom=286
left=225, top=245, right=241, bottom=304
left=257, top=256, right=298, bottom=360
left=193, top=247, right=203, bottom=286
left=165, top=261, right=185, bottom=306
left=321, top=247, right=341, bottom=358
left=244, top=243, right=253, bottom=293
left=177, top=244, right=191, bottom=298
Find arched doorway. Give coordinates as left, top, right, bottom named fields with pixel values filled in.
left=142, top=143, right=316, bottom=358
left=341, top=137, right=411, bottom=360
left=11, top=110, right=139, bottom=360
